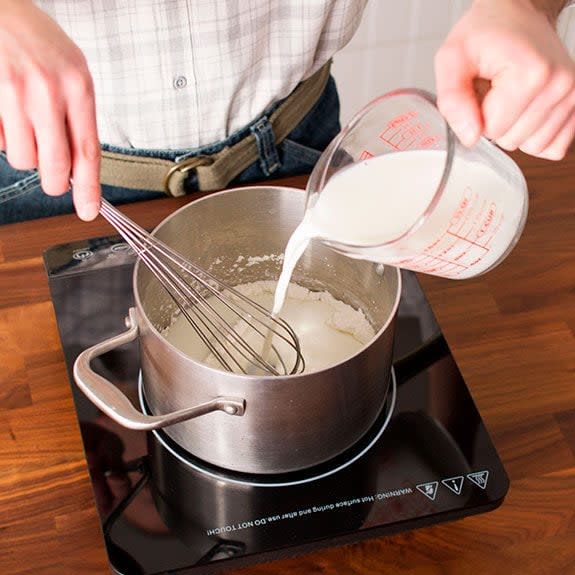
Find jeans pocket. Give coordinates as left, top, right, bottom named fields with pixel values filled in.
left=279, top=138, right=323, bottom=175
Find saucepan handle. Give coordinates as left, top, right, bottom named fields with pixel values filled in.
left=73, top=308, right=245, bottom=430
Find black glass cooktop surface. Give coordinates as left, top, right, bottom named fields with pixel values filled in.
left=44, top=235, right=509, bottom=575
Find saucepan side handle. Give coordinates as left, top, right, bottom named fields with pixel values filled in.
left=73, top=307, right=245, bottom=430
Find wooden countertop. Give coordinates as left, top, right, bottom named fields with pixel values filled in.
left=0, top=150, right=574, bottom=575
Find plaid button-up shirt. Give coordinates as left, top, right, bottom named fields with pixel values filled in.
left=36, top=0, right=366, bottom=149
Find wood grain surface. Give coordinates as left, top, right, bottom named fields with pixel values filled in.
left=0, top=149, right=573, bottom=575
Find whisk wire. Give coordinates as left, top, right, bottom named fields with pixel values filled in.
left=99, top=199, right=305, bottom=376
left=129, top=235, right=292, bottom=375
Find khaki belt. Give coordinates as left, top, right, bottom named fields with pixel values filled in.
left=100, top=61, right=332, bottom=197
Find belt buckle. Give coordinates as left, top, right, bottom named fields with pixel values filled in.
left=163, top=155, right=214, bottom=196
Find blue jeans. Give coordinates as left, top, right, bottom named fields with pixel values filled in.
left=0, top=76, right=340, bottom=225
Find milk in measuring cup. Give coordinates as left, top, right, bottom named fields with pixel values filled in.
left=272, top=148, right=526, bottom=315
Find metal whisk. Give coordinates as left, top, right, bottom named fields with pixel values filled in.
left=99, top=199, right=305, bottom=376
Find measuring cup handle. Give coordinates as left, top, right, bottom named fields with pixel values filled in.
left=73, top=308, right=245, bottom=430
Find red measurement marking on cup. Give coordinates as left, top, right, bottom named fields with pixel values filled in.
left=475, top=203, right=497, bottom=240
left=393, top=253, right=469, bottom=277
left=419, top=136, right=439, bottom=148
left=379, top=111, right=439, bottom=150
left=359, top=150, right=374, bottom=161
left=482, top=212, right=505, bottom=249
left=443, top=193, right=493, bottom=248
left=408, top=253, right=468, bottom=270
left=420, top=193, right=506, bottom=275
left=394, top=192, right=507, bottom=278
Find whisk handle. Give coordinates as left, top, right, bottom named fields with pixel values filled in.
left=73, top=308, right=245, bottom=430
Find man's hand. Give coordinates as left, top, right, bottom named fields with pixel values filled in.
left=0, top=0, right=100, bottom=219
left=435, top=0, right=575, bottom=160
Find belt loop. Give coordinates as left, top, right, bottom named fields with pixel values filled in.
left=250, top=116, right=281, bottom=177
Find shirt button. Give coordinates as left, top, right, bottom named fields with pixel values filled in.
left=173, top=75, right=187, bottom=89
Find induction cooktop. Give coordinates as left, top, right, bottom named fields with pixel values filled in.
left=44, top=235, right=509, bottom=575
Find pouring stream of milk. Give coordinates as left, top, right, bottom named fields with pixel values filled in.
left=270, top=149, right=444, bottom=319
left=259, top=222, right=314, bottom=366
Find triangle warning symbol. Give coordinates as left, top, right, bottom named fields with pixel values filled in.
left=416, top=481, right=438, bottom=501
left=441, top=476, right=464, bottom=495
left=467, top=470, right=489, bottom=489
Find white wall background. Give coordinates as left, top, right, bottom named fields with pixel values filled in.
left=332, top=0, right=575, bottom=124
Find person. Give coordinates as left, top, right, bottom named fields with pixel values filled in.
left=0, top=0, right=573, bottom=225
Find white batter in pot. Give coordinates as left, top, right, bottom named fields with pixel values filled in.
left=163, top=280, right=374, bottom=374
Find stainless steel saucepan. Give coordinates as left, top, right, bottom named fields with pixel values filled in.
left=74, top=186, right=401, bottom=474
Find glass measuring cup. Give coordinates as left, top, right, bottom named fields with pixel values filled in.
left=305, top=89, right=528, bottom=280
